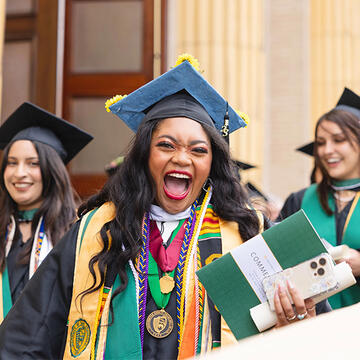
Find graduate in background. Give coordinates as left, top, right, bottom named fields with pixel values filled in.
left=296, top=141, right=322, bottom=184
left=0, top=103, right=92, bottom=321
left=278, top=88, right=360, bottom=309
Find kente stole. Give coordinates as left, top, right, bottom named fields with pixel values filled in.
left=302, top=184, right=360, bottom=308
left=64, top=202, right=243, bottom=360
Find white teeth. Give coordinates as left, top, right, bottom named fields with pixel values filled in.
left=14, top=183, right=31, bottom=188
left=327, top=159, right=340, bottom=163
left=167, top=173, right=190, bottom=179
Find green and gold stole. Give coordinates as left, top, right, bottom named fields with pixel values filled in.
left=63, top=201, right=243, bottom=360
left=302, top=182, right=360, bottom=309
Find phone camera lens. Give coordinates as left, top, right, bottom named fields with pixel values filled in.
left=310, top=261, right=317, bottom=269
left=319, top=258, right=326, bottom=266
left=317, top=268, right=325, bottom=276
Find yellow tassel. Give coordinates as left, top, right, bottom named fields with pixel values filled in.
left=236, top=110, right=250, bottom=125
left=104, top=94, right=127, bottom=113
left=174, top=53, right=200, bottom=72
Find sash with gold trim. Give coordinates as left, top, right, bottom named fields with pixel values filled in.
left=63, top=202, right=246, bottom=360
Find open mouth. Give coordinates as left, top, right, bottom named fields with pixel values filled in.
left=13, top=183, right=32, bottom=191
left=326, top=158, right=341, bottom=167
left=163, top=171, right=192, bottom=200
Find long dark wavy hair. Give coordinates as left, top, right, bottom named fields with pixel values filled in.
left=78, top=118, right=265, bottom=309
left=314, top=109, right=360, bottom=214
left=0, top=140, right=79, bottom=271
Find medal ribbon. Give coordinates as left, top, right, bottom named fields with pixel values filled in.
left=149, top=219, right=186, bottom=272
left=147, top=254, right=175, bottom=308
left=147, top=219, right=186, bottom=309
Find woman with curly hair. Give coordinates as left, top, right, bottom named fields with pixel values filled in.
left=0, top=59, right=319, bottom=360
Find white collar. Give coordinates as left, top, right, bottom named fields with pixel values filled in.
left=149, top=204, right=191, bottom=222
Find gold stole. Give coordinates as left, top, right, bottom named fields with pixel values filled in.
left=64, top=202, right=262, bottom=359
left=63, top=202, right=116, bottom=360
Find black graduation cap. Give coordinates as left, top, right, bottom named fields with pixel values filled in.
left=234, top=160, right=256, bottom=171
left=246, top=182, right=268, bottom=201
left=296, top=142, right=314, bottom=157
left=232, top=160, right=267, bottom=199
left=336, top=87, right=360, bottom=119
left=0, top=102, right=93, bottom=164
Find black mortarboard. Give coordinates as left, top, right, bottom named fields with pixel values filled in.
left=296, top=142, right=314, bottom=157
left=296, top=88, right=360, bottom=158
left=335, top=87, right=360, bottom=119
left=246, top=182, right=268, bottom=201
left=234, top=160, right=256, bottom=171
left=0, top=102, right=93, bottom=164
left=106, top=57, right=247, bottom=136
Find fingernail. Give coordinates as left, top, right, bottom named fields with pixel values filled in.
left=287, top=279, right=294, bottom=289
left=278, top=283, right=284, bottom=293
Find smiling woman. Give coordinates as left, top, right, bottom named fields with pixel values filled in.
left=279, top=88, right=360, bottom=310
left=0, top=103, right=92, bottom=320
left=0, top=56, right=314, bottom=360
left=4, top=140, right=43, bottom=211
left=149, top=117, right=212, bottom=214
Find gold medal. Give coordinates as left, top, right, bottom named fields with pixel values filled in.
left=159, top=273, right=175, bottom=294
left=146, top=309, right=173, bottom=338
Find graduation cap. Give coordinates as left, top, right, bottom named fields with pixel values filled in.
left=231, top=160, right=267, bottom=199
left=0, top=102, right=93, bottom=164
left=234, top=160, right=256, bottom=171
left=296, top=142, right=314, bottom=157
left=106, top=58, right=247, bottom=138
left=246, top=182, right=268, bottom=201
left=296, top=88, right=360, bottom=158
left=335, top=87, right=360, bottom=119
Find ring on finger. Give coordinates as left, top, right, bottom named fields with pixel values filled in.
left=307, top=306, right=316, bottom=312
left=286, top=314, right=297, bottom=321
left=297, top=311, right=307, bottom=320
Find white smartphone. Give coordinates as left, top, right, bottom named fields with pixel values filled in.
left=262, top=253, right=338, bottom=311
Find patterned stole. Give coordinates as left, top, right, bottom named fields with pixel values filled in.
left=64, top=202, right=244, bottom=360
left=0, top=216, right=52, bottom=323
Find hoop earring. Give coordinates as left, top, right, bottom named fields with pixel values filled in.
left=202, top=178, right=213, bottom=192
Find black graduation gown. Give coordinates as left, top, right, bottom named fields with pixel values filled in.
left=0, top=217, right=331, bottom=360
left=0, top=221, right=198, bottom=360
left=6, top=232, right=30, bottom=303
left=0, top=222, right=79, bottom=359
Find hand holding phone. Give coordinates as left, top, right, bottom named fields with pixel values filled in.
left=262, top=253, right=338, bottom=311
